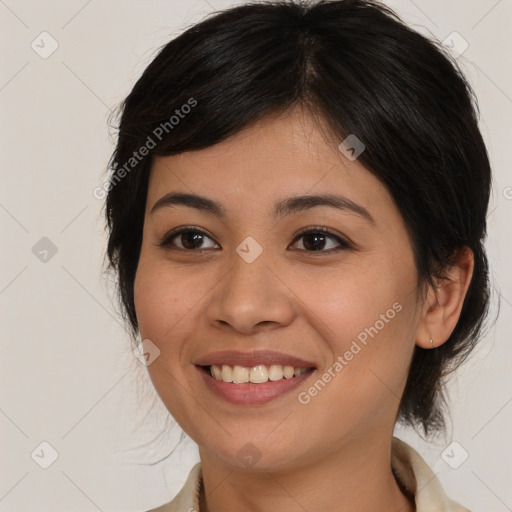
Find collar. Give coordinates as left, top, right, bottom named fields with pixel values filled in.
left=148, top=437, right=471, bottom=511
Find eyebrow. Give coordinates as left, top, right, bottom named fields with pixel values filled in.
left=150, top=192, right=374, bottom=224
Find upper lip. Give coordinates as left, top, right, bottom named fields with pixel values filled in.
left=194, top=350, right=317, bottom=369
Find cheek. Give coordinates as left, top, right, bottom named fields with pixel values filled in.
left=133, top=256, right=200, bottom=356
left=298, top=261, right=415, bottom=346
left=133, top=256, right=207, bottom=428
left=294, top=263, right=418, bottom=422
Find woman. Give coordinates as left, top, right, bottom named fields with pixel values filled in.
left=104, top=1, right=491, bottom=510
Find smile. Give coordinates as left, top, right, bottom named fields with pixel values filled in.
left=196, top=364, right=316, bottom=405
left=209, top=363, right=312, bottom=383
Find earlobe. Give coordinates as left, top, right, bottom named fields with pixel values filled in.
left=416, top=247, right=474, bottom=349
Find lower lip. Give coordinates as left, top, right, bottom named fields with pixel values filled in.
left=196, top=366, right=316, bottom=405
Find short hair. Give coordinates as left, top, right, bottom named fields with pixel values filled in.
left=105, top=0, right=492, bottom=436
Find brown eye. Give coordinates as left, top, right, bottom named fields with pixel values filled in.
left=158, top=226, right=351, bottom=254
left=290, top=228, right=351, bottom=253
left=159, top=227, right=219, bottom=251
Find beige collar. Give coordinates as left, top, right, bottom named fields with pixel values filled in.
left=147, top=437, right=471, bottom=511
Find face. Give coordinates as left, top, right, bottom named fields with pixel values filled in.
left=134, top=108, right=423, bottom=471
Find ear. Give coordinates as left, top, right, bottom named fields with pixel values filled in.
left=416, top=247, right=474, bottom=349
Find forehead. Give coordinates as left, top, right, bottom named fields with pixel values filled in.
left=147, top=110, right=394, bottom=220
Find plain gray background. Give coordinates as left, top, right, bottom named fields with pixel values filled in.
left=1, top=0, right=511, bottom=510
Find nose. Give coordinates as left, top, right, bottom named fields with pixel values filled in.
left=205, top=247, right=296, bottom=335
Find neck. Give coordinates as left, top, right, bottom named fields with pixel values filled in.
left=198, top=435, right=415, bottom=512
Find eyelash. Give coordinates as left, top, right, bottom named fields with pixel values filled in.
left=157, top=225, right=353, bottom=254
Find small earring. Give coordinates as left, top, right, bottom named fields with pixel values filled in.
left=429, top=338, right=434, bottom=347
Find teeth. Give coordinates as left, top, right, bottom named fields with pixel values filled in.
left=232, top=365, right=249, bottom=384
left=221, top=364, right=233, bottom=382
left=283, top=365, right=295, bottom=379
left=268, top=364, right=284, bottom=381
left=211, top=364, right=223, bottom=380
left=250, top=365, right=268, bottom=383
left=208, top=364, right=311, bottom=384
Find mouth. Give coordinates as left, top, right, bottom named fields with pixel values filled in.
left=195, top=363, right=317, bottom=405
left=198, top=363, right=315, bottom=383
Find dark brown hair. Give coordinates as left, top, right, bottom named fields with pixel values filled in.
left=105, top=0, right=492, bottom=436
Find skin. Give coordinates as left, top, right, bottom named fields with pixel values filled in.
left=133, top=107, right=474, bottom=512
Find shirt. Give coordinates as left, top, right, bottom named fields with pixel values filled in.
left=145, top=437, right=471, bottom=511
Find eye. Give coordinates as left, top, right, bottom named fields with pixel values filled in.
left=289, top=227, right=352, bottom=253
left=158, top=225, right=352, bottom=253
left=158, top=226, right=219, bottom=251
